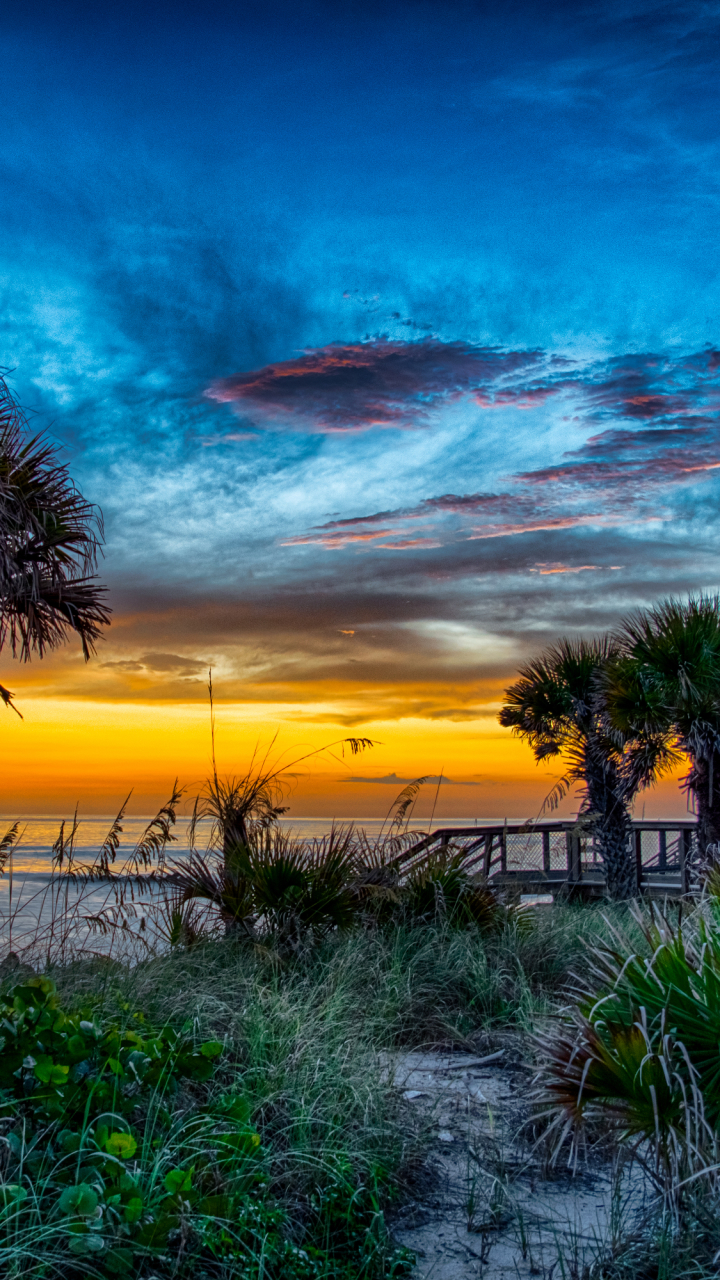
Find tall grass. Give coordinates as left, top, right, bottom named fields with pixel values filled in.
left=1, top=787, right=679, bottom=1278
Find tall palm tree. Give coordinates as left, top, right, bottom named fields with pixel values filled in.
left=604, top=595, right=720, bottom=855
left=499, top=637, right=671, bottom=899
left=0, top=375, right=110, bottom=711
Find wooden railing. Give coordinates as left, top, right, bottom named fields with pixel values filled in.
left=404, top=819, right=699, bottom=897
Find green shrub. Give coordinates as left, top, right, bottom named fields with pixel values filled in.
left=537, top=899, right=720, bottom=1197
left=0, top=975, right=223, bottom=1125
left=0, top=977, right=412, bottom=1279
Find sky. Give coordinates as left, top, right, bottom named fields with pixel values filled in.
left=2, top=0, right=720, bottom=819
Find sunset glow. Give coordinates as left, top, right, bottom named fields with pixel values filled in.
left=2, top=2, right=718, bottom=823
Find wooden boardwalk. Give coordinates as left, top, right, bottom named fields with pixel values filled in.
left=406, top=819, right=698, bottom=898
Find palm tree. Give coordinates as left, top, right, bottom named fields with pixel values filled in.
left=0, top=375, right=110, bottom=710
left=604, top=595, right=720, bottom=856
left=499, top=637, right=671, bottom=899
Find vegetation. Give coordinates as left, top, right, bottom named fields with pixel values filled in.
left=604, top=595, right=720, bottom=856
left=6, top=813, right=720, bottom=1277
left=499, top=637, right=674, bottom=898
left=0, top=876, right=614, bottom=1280
left=6, top=588, right=720, bottom=1275
left=0, top=374, right=110, bottom=715
left=537, top=897, right=720, bottom=1185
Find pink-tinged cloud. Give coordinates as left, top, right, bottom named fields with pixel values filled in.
left=473, top=384, right=569, bottom=410
left=516, top=424, right=720, bottom=492
left=207, top=341, right=720, bottom=437
left=530, top=563, right=623, bottom=575
left=375, top=538, right=444, bottom=550
left=206, top=339, right=545, bottom=432
left=467, top=514, right=620, bottom=539
left=286, top=410, right=720, bottom=552
left=282, top=527, right=408, bottom=548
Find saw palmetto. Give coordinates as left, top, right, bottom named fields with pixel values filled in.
left=0, top=375, right=110, bottom=710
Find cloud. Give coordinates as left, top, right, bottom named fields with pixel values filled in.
left=347, top=772, right=480, bottom=785
left=285, top=354, right=720, bottom=550
left=206, top=343, right=720, bottom=439
left=206, top=339, right=545, bottom=433
left=101, top=651, right=207, bottom=676
left=530, top=563, right=622, bottom=575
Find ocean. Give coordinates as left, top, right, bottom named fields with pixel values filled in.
left=0, top=814, right=489, bottom=957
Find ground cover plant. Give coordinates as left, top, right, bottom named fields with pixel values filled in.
left=9, top=836, right=720, bottom=1278
left=0, top=841, right=633, bottom=1280
left=0, top=962, right=416, bottom=1279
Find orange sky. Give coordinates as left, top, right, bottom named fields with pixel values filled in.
left=1, top=657, right=691, bottom=823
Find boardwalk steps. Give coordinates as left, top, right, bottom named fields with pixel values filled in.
left=403, top=819, right=698, bottom=898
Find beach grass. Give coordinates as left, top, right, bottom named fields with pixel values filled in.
left=1, top=892, right=709, bottom=1279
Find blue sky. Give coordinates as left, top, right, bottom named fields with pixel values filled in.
left=3, top=0, right=720, bottom=735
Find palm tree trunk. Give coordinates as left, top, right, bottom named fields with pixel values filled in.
left=595, top=810, right=635, bottom=899
left=585, top=754, right=635, bottom=899
left=690, top=752, right=720, bottom=860
left=222, top=810, right=251, bottom=937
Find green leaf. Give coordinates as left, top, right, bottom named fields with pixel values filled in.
left=200, top=1039, right=223, bottom=1058
left=136, top=1214, right=176, bottom=1248
left=59, top=1129, right=82, bottom=1153
left=58, top=1184, right=99, bottom=1217
left=104, top=1132, right=137, bottom=1160
left=0, top=1184, right=27, bottom=1207
left=69, top=1232, right=105, bottom=1254
left=217, top=1095, right=251, bottom=1122
left=33, top=1056, right=70, bottom=1086
left=104, top=1246, right=133, bottom=1274
left=123, top=1196, right=143, bottom=1224
left=187, top=1056, right=214, bottom=1081
left=164, top=1166, right=193, bottom=1196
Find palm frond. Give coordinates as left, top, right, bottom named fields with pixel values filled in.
left=0, top=373, right=110, bottom=663
left=187, top=722, right=376, bottom=857
left=0, top=681, right=22, bottom=718
left=540, top=773, right=573, bottom=814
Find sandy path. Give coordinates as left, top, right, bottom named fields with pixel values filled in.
left=385, top=1046, right=649, bottom=1280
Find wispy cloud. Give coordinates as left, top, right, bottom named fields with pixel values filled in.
left=282, top=347, right=720, bottom=548
left=206, top=340, right=546, bottom=433
left=348, top=772, right=480, bottom=785
left=207, top=342, right=720, bottom=439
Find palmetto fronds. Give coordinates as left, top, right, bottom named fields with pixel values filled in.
left=170, top=825, right=359, bottom=946
left=605, top=595, right=720, bottom=852
left=536, top=902, right=720, bottom=1200
left=0, top=374, right=110, bottom=681
left=499, top=637, right=659, bottom=897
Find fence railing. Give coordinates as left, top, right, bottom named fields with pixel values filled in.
left=405, top=820, right=699, bottom=897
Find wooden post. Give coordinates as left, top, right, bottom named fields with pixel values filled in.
left=566, top=830, right=580, bottom=882
left=635, top=830, right=643, bottom=893
left=542, top=829, right=551, bottom=874
left=500, top=825, right=507, bottom=874
left=680, top=829, right=690, bottom=896
left=658, top=828, right=667, bottom=874
left=483, top=832, right=493, bottom=878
